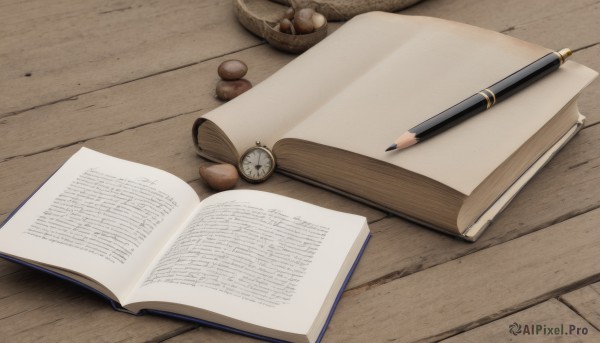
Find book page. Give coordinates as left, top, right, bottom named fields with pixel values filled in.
left=0, top=148, right=199, bottom=302
left=125, top=190, right=368, bottom=335
left=199, top=14, right=405, bottom=156
left=277, top=13, right=597, bottom=195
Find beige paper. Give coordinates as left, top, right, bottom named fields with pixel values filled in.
left=202, top=12, right=598, bottom=195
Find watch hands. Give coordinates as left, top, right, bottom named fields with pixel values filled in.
left=255, top=152, right=263, bottom=171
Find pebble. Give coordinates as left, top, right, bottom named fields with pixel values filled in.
left=217, top=60, right=248, bottom=81
left=216, top=79, right=252, bottom=101
left=199, top=163, right=239, bottom=191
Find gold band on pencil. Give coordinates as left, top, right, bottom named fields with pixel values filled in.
left=483, top=88, right=496, bottom=105
left=554, top=48, right=573, bottom=65
left=478, top=91, right=492, bottom=109
left=553, top=51, right=564, bottom=64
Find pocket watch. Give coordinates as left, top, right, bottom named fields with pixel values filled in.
left=238, top=141, right=276, bottom=183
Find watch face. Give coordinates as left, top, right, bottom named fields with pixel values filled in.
left=239, top=147, right=275, bottom=182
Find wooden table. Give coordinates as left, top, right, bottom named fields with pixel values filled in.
left=1, top=0, right=600, bottom=342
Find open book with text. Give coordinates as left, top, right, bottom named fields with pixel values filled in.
left=0, top=148, right=370, bottom=343
left=193, top=12, right=598, bottom=240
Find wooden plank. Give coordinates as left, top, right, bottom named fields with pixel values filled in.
left=0, top=45, right=294, bottom=162
left=442, top=299, right=600, bottom=342
left=0, top=268, right=191, bottom=342
left=162, top=295, right=600, bottom=342
left=404, top=0, right=598, bottom=33
left=560, top=282, right=600, bottom=331
left=347, top=123, right=600, bottom=288
left=505, top=2, right=600, bottom=53
left=572, top=45, right=600, bottom=126
left=322, top=207, right=600, bottom=342
left=0, top=257, right=20, bottom=278
left=0, top=0, right=261, bottom=116
left=165, top=326, right=261, bottom=343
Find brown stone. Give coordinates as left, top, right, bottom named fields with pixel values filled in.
left=199, top=163, right=239, bottom=191
left=217, top=59, right=248, bottom=80
left=215, top=79, right=252, bottom=101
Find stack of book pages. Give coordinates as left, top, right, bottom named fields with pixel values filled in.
left=195, top=11, right=598, bottom=241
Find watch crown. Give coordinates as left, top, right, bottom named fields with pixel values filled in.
left=255, top=140, right=261, bottom=146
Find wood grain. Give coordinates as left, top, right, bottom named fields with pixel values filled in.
left=0, top=0, right=261, bottom=116
left=403, top=0, right=599, bottom=33
left=571, top=45, right=600, bottom=125
left=324, top=208, right=600, bottom=342
left=504, top=1, right=600, bottom=52
left=0, top=268, right=190, bottom=342
left=0, top=45, right=293, bottom=162
left=442, top=299, right=600, bottom=342
left=560, top=282, right=600, bottom=332
left=166, top=326, right=262, bottom=343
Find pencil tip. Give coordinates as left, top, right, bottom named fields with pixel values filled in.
left=387, top=132, right=418, bottom=152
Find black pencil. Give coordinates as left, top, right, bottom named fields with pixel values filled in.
left=385, top=48, right=573, bottom=152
